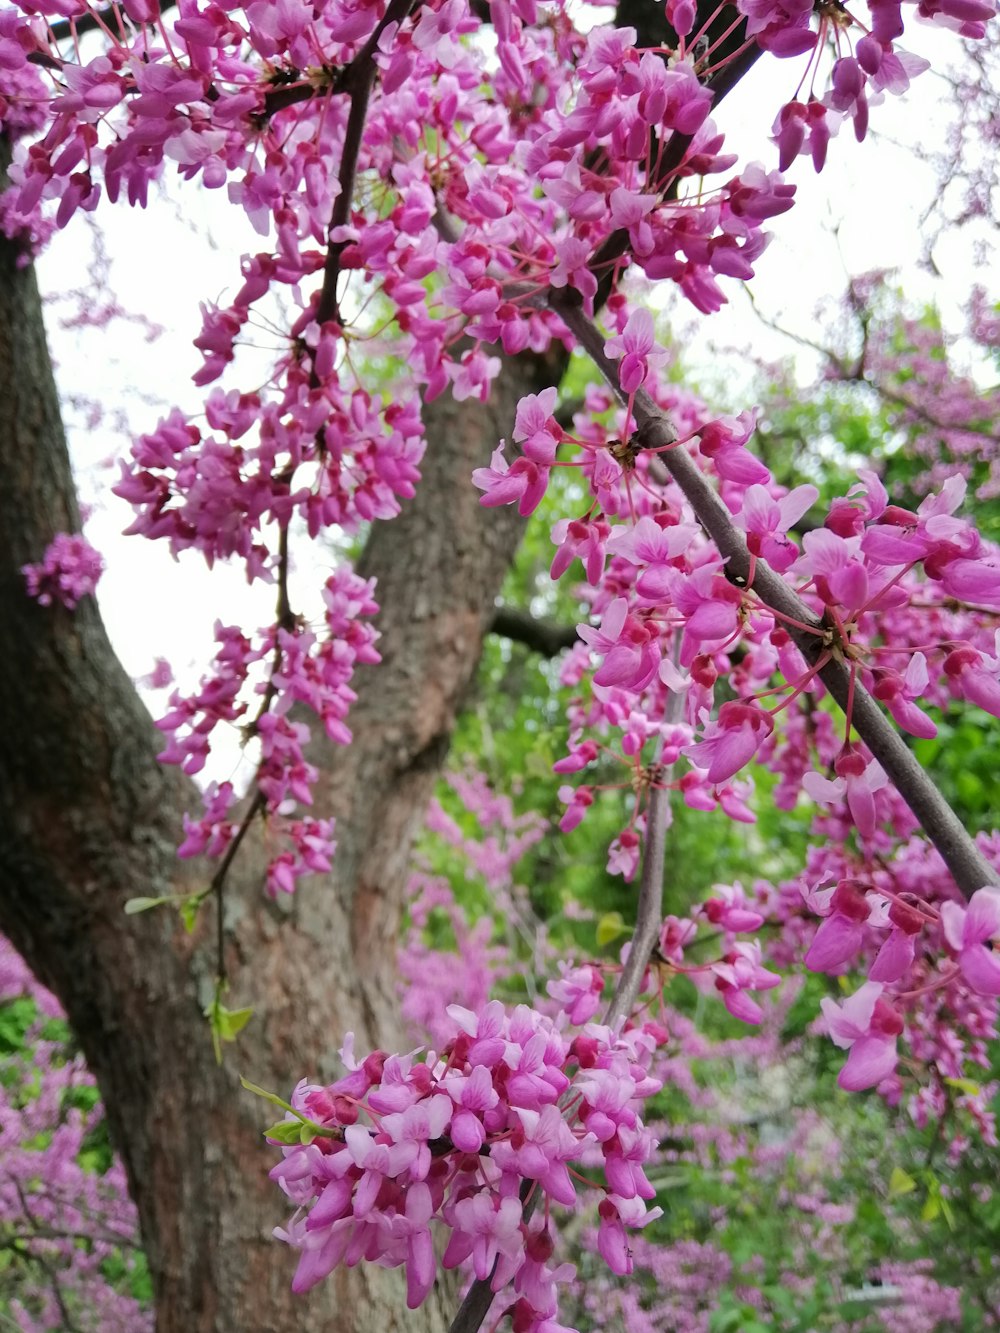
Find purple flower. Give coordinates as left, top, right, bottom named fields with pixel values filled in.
left=941, top=888, right=1000, bottom=996
left=821, top=981, right=902, bottom=1091
left=603, top=309, right=667, bottom=395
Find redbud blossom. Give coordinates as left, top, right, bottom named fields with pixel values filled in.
left=940, top=888, right=1000, bottom=996
left=821, top=982, right=902, bottom=1091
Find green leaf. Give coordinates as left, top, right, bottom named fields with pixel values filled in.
left=243, top=1079, right=341, bottom=1142
left=264, top=1119, right=310, bottom=1145
left=888, top=1166, right=916, bottom=1197
left=943, top=1076, right=982, bottom=1098
left=216, top=1005, right=253, bottom=1042
left=240, top=1076, right=298, bottom=1115
left=205, top=995, right=253, bottom=1063
left=124, top=896, right=170, bottom=915
left=596, top=910, right=626, bottom=948
left=179, top=896, right=202, bottom=933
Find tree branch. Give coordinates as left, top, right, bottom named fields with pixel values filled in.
left=314, top=0, right=419, bottom=326
left=603, top=677, right=684, bottom=1027
left=554, top=296, right=1000, bottom=902
left=489, top=606, right=579, bottom=657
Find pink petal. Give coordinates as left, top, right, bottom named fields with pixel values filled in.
left=963, top=887, right=1000, bottom=948
left=838, top=1035, right=897, bottom=1091
left=868, top=928, right=915, bottom=984
left=406, top=1228, right=436, bottom=1309
left=722, top=987, right=763, bottom=1024
left=940, top=901, right=966, bottom=953
left=961, top=945, right=1000, bottom=997
left=805, top=915, right=864, bottom=973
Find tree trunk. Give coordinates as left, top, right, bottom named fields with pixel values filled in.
left=0, top=190, right=563, bottom=1331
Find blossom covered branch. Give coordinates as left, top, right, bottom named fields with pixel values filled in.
left=4, top=0, right=1000, bottom=1327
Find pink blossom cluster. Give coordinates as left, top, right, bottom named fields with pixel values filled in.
left=751, top=814, right=1000, bottom=1120
left=268, top=1005, right=663, bottom=1329
left=5, top=0, right=995, bottom=960
left=493, top=353, right=1000, bottom=1101
left=0, top=937, right=149, bottom=1332
left=157, top=565, right=378, bottom=894
left=22, top=531, right=103, bottom=609
left=543, top=382, right=998, bottom=838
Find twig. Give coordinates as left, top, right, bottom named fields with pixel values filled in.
left=553, top=295, right=999, bottom=902
left=314, top=0, right=420, bottom=326
left=10, top=1181, right=82, bottom=1333
left=603, top=783, right=671, bottom=1028
left=603, top=672, right=684, bottom=1026
left=590, top=34, right=762, bottom=304
left=210, top=788, right=265, bottom=984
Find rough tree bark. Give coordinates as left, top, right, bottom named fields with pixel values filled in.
left=0, top=196, right=563, bottom=1331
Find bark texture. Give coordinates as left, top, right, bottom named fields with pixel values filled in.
left=0, top=202, right=563, bottom=1332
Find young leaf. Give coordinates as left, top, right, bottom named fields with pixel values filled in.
left=124, top=896, right=170, bottom=915
left=596, top=910, right=626, bottom=948
left=888, top=1166, right=916, bottom=1197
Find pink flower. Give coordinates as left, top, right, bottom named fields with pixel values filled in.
left=944, top=643, right=1000, bottom=718
left=684, top=702, right=775, bottom=785
left=603, top=309, right=667, bottom=395
left=796, top=529, right=870, bottom=614
left=513, top=388, right=562, bottom=465
left=698, top=410, right=770, bottom=485
left=802, top=752, right=887, bottom=840
left=491, top=1105, right=588, bottom=1206
left=390, top=1182, right=437, bottom=1309
left=701, top=882, right=765, bottom=933
left=443, top=1065, right=499, bottom=1152
left=605, top=515, right=698, bottom=600
left=597, top=1198, right=631, bottom=1275
left=577, top=598, right=660, bottom=692
left=443, top=1194, right=524, bottom=1281
left=871, top=652, right=937, bottom=739
left=22, top=532, right=104, bottom=609
left=607, top=827, right=641, bottom=881
left=473, top=445, right=550, bottom=516
left=550, top=516, right=610, bottom=585
left=711, top=940, right=781, bottom=1024
left=547, top=964, right=605, bottom=1024
left=804, top=879, right=871, bottom=973
left=821, top=981, right=902, bottom=1091
left=940, top=888, right=1000, bottom=996
left=731, top=482, right=817, bottom=573
left=659, top=915, right=697, bottom=964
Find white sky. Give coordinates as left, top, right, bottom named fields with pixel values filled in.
left=35, top=21, right=994, bottom=782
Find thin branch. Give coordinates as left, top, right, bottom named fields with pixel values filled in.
left=605, top=672, right=683, bottom=1026
left=604, top=784, right=669, bottom=1027
left=10, top=1182, right=82, bottom=1333
left=449, top=667, right=682, bottom=1333
left=553, top=295, right=1000, bottom=902
left=210, top=788, right=266, bottom=984
left=314, top=0, right=419, bottom=326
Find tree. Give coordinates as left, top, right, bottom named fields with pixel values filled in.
left=1, top=1, right=999, bottom=1332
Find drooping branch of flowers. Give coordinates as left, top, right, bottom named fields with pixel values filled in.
left=553, top=295, right=999, bottom=904
left=6, top=0, right=1000, bottom=1325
